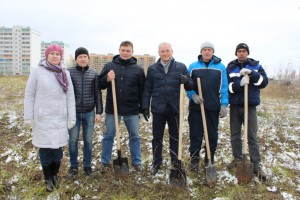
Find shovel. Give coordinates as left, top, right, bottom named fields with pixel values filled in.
left=169, top=84, right=187, bottom=187
left=197, top=77, right=217, bottom=187
left=236, top=74, right=253, bottom=183
left=111, top=79, right=129, bottom=176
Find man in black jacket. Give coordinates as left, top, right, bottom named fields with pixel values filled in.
left=68, top=47, right=103, bottom=177
left=99, top=41, right=145, bottom=172
left=142, top=42, right=193, bottom=175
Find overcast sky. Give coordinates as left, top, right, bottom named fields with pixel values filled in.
left=1, top=0, right=300, bottom=76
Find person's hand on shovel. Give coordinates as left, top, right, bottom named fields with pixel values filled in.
left=192, top=94, right=203, bottom=104
left=240, top=75, right=249, bottom=86
left=107, top=70, right=115, bottom=82
left=179, top=74, right=188, bottom=84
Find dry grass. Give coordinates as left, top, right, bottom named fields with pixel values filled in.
left=0, top=76, right=300, bottom=199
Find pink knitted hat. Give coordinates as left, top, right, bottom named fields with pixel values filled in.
left=45, top=44, right=63, bottom=59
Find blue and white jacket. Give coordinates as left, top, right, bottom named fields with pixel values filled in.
left=187, top=55, right=229, bottom=112
left=226, top=58, right=268, bottom=106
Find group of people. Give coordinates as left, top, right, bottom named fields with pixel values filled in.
left=24, top=40, right=268, bottom=192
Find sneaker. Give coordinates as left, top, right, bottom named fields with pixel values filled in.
left=84, top=167, right=94, bottom=177
left=151, top=165, right=160, bottom=175
left=253, top=166, right=267, bottom=181
left=133, top=164, right=142, bottom=172
left=98, top=163, right=109, bottom=174
left=227, top=159, right=242, bottom=170
left=68, top=167, right=78, bottom=178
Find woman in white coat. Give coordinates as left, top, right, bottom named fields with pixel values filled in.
left=24, top=44, right=76, bottom=192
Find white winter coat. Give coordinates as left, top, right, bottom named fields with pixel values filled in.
left=24, top=60, right=76, bottom=149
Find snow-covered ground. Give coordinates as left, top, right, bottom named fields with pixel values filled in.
left=0, top=91, right=299, bottom=199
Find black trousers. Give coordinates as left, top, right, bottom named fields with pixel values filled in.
left=152, top=111, right=179, bottom=167
left=188, top=109, right=219, bottom=163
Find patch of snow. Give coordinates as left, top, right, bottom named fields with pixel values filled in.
left=73, top=194, right=81, bottom=200
left=218, top=170, right=238, bottom=185
left=0, top=149, right=13, bottom=158
left=281, top=192, right=296, bottom=200
left=8, top=175, right=19, bottom=184
left=266, top=186, right=277, bottom=192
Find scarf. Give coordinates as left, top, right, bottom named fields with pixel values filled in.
left=44, top=61, right=69, bottom=93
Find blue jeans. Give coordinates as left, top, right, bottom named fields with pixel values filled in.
left=69, top=110, right=95, bottom=168
left=39, top=148, right=63, bottom=166
left=101, top=114, right=141, bottom=165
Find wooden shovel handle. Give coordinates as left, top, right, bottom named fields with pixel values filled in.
left=243, top=74, right=249, bottom=154
left=197, top=78, right=212, bottom=160
left=111, top=79, right=120, bottom=150
left=178, top=84, right=184, bottom=161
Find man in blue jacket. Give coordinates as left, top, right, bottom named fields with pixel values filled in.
left=187, top=41, right=229, bottom=172
left=142, top=42, right=193, bottom=175
left=226, top=43, right=268, bottom=180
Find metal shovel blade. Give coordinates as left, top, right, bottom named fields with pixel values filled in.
left=205, top=161, right=217, bottom=187
left=236, top=160, right=253, bottom=184
left=169, top=162, right=187, bottom=188
left=113, top=150, right=129, bottom=177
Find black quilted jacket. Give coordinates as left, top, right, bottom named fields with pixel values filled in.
left=68, top=65, right=103, bottom=114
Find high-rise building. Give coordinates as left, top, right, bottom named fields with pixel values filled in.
left=41, top=41, right=72, bottom=67
left=135, top=54, right=156, bottom=75
left=87, top=53, right=155, bottom=74
left=0, top=26, right=40, bottom=75
left=88, top=53, right=114, bottom=73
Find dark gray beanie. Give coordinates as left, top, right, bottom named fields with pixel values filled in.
left=235, top=43, right=249, bottom=55
left=75, top=47, right=89, bottom=60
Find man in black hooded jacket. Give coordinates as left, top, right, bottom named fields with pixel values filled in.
left=99, top=41, right=145, bottom=173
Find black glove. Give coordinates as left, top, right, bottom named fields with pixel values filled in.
left=143, top=109, right=149, bottom=122
left=179, top=74, right=188, bottom=84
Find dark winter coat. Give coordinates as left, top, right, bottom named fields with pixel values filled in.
left=68, top=65, right=103, bottom=114
left=99, top=55, right=145, bottom=115
left=142, top=58, right=193, bottom=114
left=226, top=58, right=268, bottom=106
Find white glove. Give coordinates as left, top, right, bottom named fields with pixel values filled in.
left=24, top=119, right=34, bottom=127
left=240, top=68, right=252, bottom=76
left=219, top=106, right=227, bottom=118
left=240, top=76, right=250, bottom=86
left=68, top=120, right=76, bottom=129
left=192, top=94, right=203, bottom=104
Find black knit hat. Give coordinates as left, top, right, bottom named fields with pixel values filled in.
left=75, top=47, right=89, bottom=60
left=235, top=43, right=249, bottom=55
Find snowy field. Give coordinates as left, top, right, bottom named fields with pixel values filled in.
left=0, top=77, right=299, bottom=199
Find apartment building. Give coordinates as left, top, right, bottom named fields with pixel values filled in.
left=41, top=41, right=72, bottom=67
left=88, top=53, right=114, bottom=73
left=86, top=53, right=156, bottom=74
left=0, top=26, right=40, bottom=75
left=135, top=54, right=156, bottom=75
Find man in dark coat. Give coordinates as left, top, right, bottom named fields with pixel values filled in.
left=226, top=43, right=268, bottom=180
left=99, top=41, right=145, bottom=172
left=68, top=47, right=103, bottom=177
left=142, top=42, right=193, bottom=175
